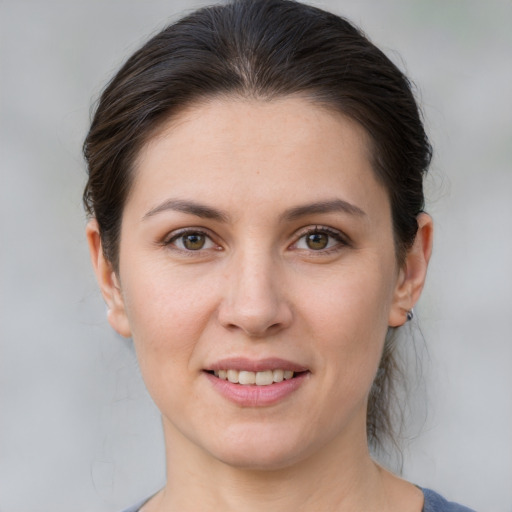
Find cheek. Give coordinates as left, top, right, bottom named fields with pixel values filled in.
left=305, top=261, right=394, bottom=333
left=121, top=269, right=219, bottom=367
left=299, top=261, right=395, bottom=379
left=120, top=275, right=219, bottom=416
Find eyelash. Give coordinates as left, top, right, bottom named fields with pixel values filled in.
left=291, top=226, right=350, bottom=254
left=163, top=228, right=220, bottom=254
left=161, top=225, right=350, bottom=255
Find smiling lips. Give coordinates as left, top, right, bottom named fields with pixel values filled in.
left=214, top=369, right=295, bottom=385
left=205, top=358, right=309, bottom=406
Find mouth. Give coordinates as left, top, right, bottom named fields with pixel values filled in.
left=206, top=368, right=306, bottom=386
left=204, top=359, right=309, bottom=406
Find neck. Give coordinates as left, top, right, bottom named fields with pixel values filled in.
left=148, top=419, right=398, bottom=512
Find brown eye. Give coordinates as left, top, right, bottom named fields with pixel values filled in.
left=305, top=232, right=329, bottom=250
left=166, top=229, right=218, bottom=253
left=182, top=233, right=206, bottom=250
left=293, top=227, right=347, bottom=253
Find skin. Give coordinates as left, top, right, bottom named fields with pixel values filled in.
left=87, top=96, right=433, bottom=511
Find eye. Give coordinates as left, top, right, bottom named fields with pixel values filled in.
left=166, top=229, right=218, bottom=251
left=293, top=226, right=347, bottom=252
left=303, top=231, right=330, bottom=250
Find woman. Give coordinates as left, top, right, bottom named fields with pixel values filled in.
left=83, top=0, right=475, bottom=510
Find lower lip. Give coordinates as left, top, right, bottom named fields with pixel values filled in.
left=204, top=372, right=309, bottom=407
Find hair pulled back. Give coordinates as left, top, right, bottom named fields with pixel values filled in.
left=83, top=0, right=431, bottom=452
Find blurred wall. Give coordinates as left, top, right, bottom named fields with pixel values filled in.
left=1, top=1, right=511, bottom=511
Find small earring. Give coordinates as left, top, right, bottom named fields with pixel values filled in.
left=406, top=308, right=414, bottom=321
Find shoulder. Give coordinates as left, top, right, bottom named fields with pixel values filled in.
left=119, top=497, right=149, bottom=512
left=421, top=488, right=477, bottom=512
left=120, top=488, right=476, bottom=512
left=119, top=506, right=139, bottom=512
left=119, top=505, right=142, bottom=512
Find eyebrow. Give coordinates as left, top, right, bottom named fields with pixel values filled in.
left=142, top=197, right=366, bottom=223
left=281, top=199, right=366, bottom=221
left=143, top=199, right=230, bottom=222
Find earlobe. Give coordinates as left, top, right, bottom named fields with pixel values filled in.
left=388, top=213, right=433, bottom=327
left=85, top=219, right=132, bottom=338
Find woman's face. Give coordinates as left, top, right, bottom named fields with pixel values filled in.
left=91, top=97, right=422, bottom=470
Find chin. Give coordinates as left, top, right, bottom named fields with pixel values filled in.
left=205, top=425, right=316, bottom=471
left=214, top=448, right=301, bottom=472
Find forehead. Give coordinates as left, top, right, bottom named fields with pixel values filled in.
left=129, top=96, right=389, bottom=221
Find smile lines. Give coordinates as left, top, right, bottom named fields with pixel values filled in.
left=213, top=369, right=295, bottom=386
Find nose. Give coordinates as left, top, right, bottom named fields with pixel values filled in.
left=217, top=249, right=293, bottom=337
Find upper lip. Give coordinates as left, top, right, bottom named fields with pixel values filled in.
left=206, top=357, right=308, bottom=373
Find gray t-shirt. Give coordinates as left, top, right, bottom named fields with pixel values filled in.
left=120, top=488, right=476, bottom=512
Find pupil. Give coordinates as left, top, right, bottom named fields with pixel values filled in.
left=183, top=233, right=205, bottom=250
left=307, top=232, right=328, bottom=250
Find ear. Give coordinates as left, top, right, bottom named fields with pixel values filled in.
left=86, top=219, right=132, bottom=338
left=388, top=213, right=433, bottom=327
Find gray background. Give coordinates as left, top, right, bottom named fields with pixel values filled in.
left=1, top=1, right=511, bottom=511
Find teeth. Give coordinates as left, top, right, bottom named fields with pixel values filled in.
left=239, top=371, right=256, bottom=385
left=227, top=369, right=239, bottom=383
left=213, top=369, right=296, bottom=385
left=255, top=370, right=273, bottom=386
left=273, top=369, right=284, bottom=382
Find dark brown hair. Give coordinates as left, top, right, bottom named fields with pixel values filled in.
left=83, top=0, right=431, bottom=452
